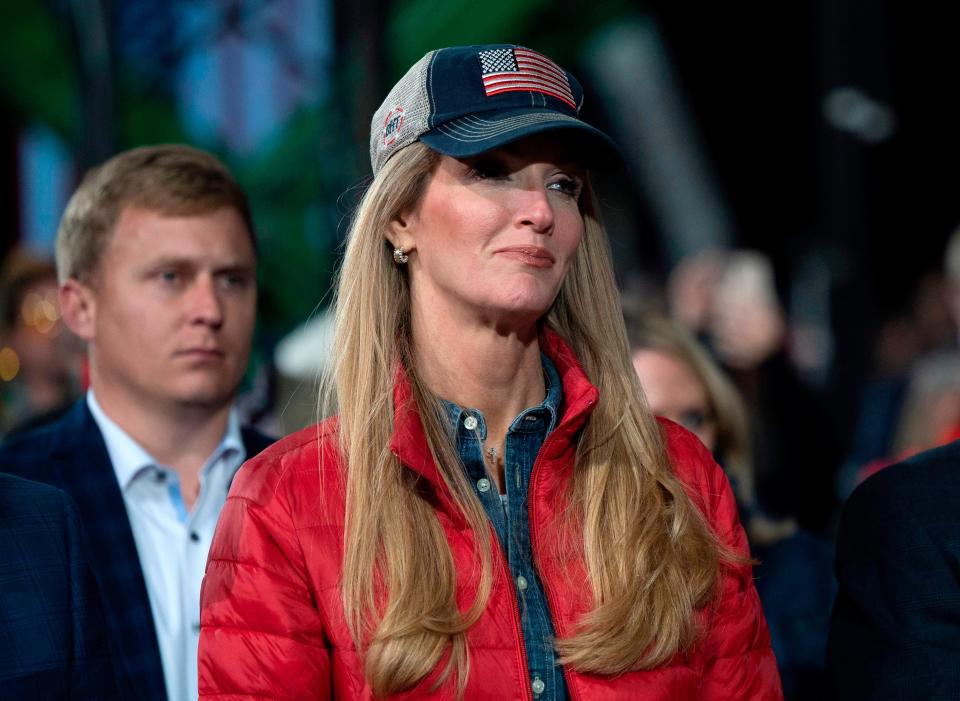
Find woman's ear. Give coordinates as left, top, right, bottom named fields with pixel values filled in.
left=387, top=212, right=416, bottom=254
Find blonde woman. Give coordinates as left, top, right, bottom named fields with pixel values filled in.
left=627, top=313, right=805, bottom=546
left=199, top=44, right=781, bottom=700
left=625, top=313, right=754, bottom=505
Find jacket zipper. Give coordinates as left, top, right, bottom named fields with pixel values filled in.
left=528, top=432, right=582, bottom=701
left=491, top=523, right=535, bottom=701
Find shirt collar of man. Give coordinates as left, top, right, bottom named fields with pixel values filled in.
left=86, top=390, right=244, bottom=491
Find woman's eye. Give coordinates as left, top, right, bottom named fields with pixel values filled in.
left=548, top=176, right=583, bottom=199
left=158, top=270, right=179, bottom=284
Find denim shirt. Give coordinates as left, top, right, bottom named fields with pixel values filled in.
left=441, top=355, right=568, bottom=701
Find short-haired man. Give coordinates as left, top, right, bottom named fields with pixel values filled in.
left=0, top=145, right=273, bottom=701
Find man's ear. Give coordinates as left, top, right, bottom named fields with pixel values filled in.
left=59, top=278, right=97, bottom=342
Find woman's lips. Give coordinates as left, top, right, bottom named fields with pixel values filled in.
left=495, top=246, right=555, bottom=268
left=175, top=348, right=225, bottom=361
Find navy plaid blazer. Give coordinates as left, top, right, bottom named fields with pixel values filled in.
left=0, top=400, right=274, bottom=701
left=0, top=472, right=117, bottom=698
left=827, top=440, right=960, bottom=700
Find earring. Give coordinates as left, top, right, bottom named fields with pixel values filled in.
left=393, top=247, right=409, bottom=265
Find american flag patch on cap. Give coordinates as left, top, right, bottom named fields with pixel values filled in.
left=478, top=47, right=576, bottom=109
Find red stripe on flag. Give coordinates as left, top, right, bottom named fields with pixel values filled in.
left=484, top=70, right=572, bottom=97
left=484, top=84, right=577, bottom=109
left=514, top=51, right=574, bottom=102
left=515, top=52, right=567, bottom=78
left=514, top=51, right=570, bottom=80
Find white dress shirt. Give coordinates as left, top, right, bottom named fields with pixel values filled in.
left=87, top=391, right=246, bottom=701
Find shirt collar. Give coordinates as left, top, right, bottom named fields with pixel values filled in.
left=87, top=390, right=245, bottom=492
left=389, top=327, right=599, bottom=508
left=538, top=352, right=563, bottom=433
left=439, top=353, right=563, bottom=437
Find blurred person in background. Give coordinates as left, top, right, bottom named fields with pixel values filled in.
left=668, top=249, right=841, bottom=535
left=888, top=269, right=960, bottom=454
left=942, top=221, right=960, bottom=347
left=0, top=472, right=118, bottom=699
left=623, top=307, right=755, bottom=512
left=199, top=44, right=781, bottom=699
left=0, top=248, right=83, bottom=434
left=665, top=248, right=728, bottom=338
left=827, top=439, right=960, bottom=699
left=624, top=309, right=834, bottom=700
left=853, top=351, right=960, bottom=485
left=841, top=224, right=960, bottom=495
left=707, top=252, right=785, bottom=372
left=0, top=145, right=274, bottom=701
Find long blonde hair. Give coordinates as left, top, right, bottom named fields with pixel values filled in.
left=324, top=142, right=723, bottom=697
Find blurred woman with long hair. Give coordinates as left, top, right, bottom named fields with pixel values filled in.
left=625, top=312, right=754, bottom=505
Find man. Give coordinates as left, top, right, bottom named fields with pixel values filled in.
left=0, top=145, right=273, bottom=701
left=827, top=441, right=960, bottom=699
left=0, top=472, right=117, bottom=699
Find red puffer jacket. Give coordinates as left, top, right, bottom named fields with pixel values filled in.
left=199, top=330, right=782, bottom=700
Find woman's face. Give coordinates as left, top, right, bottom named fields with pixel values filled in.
left=391, top=134, right=586, bottom=329
left=631, top=348, right=718, bottom=451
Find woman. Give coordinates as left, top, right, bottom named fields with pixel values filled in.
left=199, top=44, right=781, bottom=700
left=627, top=313, right=837, bottom=697
left=624, top=312, right=755, bottom=512
left=625, top=312, right=804, bottom=544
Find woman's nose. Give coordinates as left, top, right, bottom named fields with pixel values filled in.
left=514, top=185, right=554, bottom=234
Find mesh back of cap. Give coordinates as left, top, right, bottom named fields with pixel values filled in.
left=370, top=51, right=436, bottom=174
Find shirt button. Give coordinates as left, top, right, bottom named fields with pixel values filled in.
left=190, top=532, right=200, bottom=542
left=463, top=415, right=478, bottom=430
left=477, top=478, right=491, bottom=493
left=517, top=575, right=528, bottom=591
left=532, top=677, right=545, bottom=695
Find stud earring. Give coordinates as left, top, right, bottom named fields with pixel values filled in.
left=393, top=247, right=409, bottom=265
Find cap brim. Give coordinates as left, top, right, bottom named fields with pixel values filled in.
left=420, top=109, right=623, bottom=170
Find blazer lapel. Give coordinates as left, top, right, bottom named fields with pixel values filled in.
left=50, top=403, right=167, bottom=701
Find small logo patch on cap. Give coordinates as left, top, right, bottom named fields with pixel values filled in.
left=383, top=106, right=405, bottom=146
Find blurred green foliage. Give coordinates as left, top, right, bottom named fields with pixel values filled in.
left=387, top=0, right=634, bottom=79
left=0, top=2, right=78, bottom=139
left=388, top=0, right=544, bottom=74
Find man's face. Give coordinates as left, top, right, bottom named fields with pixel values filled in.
left=78, top=205, right=256, bottom=412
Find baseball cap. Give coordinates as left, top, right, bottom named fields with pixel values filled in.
left=369, top=44, right=621, bottom=175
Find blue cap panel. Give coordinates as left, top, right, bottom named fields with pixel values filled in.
left=426, top=45, right=583, bottom=129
